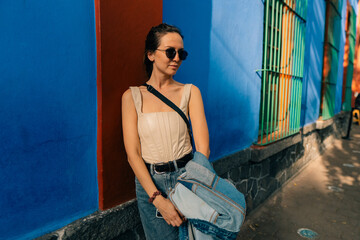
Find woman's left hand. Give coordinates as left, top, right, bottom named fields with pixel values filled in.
left=153, top=195, right=184, bottom=227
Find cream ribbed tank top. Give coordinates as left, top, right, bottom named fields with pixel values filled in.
left=130, top=84, right=193, bottom=164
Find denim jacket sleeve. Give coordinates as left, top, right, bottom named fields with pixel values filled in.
left=169, top=152, right=246, bottom=240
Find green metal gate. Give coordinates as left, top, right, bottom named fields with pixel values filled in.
left=258, top=0, right=308, bottom=145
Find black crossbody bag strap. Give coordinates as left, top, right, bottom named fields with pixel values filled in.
left=143, top=83, right=195, bottom=151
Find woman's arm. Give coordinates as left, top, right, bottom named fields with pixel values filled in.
left=121, top=89, right=183, bottom=227
left=188, top=85, right=210, bottom=158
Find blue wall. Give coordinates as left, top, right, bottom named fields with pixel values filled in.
left=302, top=0, right=359, bottom=125
left=164, top=0, right=264, bottom=161
left=0, top=1, right=98, bottom=239
left=165, top=0, right=359, bottom=160
left=301, top=0, right=326, bottom=126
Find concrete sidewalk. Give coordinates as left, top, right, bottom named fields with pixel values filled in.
left=237, top=124, right=360, bottom=240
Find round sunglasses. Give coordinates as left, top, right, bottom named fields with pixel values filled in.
left=156, top=47, right=188, bottom=61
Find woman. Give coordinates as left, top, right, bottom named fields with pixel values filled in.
left=122, top=23, right=210, bottom=239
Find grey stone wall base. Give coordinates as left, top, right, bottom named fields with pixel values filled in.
left=36, top=112, right=350, bottom=239
left=214, top=112, right=348, bottom=213
left=212, top=148, right=251, bottom=176
left=35, top=200, right=144, bottom=240
left=250, top=133, right=302, bottom=163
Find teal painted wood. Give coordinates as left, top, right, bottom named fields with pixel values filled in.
left=321, top=0, right=343, bottom=119
left=342, top=5, right=357, bottom=112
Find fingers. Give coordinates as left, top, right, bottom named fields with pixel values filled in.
left=166, top=211, right=183, bottom=227
left=176, top=208, right=186, bottom=221
left=163, top=211, right=183, bottom=227
left=154, top=198, right=185, bottom=227
left=169, top=214, right=183, bottom=227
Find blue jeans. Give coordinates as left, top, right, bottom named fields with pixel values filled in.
left=135, top=165, right=186, bottom=240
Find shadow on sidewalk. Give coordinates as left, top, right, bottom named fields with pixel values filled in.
left=237, top=125, right=360, bottom=240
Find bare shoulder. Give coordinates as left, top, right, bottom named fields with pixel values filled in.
left=122, top=88, right=136, bottom=110
left=189, top=84, right=202, bottom=98
left=122, top=88, right=133, bottom=102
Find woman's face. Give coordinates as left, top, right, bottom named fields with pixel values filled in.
left=148, top=32, right=184, bottom=77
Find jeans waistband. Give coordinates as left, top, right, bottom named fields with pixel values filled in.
left=145, top=152, right=193, bottom=174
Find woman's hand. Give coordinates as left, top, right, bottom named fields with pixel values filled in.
left=153, top=196, right=184, bottom=227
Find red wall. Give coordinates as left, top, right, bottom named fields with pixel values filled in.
left=95, top=0, right=162, bottom=209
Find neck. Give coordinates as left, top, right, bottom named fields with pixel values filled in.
left=147, top=71, right=174, bottom=89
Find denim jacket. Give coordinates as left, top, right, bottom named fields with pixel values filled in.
left=168, top=152, right=246, bottom=240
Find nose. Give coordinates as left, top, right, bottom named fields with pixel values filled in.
left=172, top=51, right=180, bottom=62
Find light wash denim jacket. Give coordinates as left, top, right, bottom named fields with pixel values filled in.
left=168, top=152, right=246, bottom=240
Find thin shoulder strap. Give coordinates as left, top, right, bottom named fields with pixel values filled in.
left=129, top=87, right=142, bottom=115
left=143, top=83, right=195, bottom=151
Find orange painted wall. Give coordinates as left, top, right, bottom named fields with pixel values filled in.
left=352, top=2, right=360, bottom=96
left=96, top=0, right=162, bottom=209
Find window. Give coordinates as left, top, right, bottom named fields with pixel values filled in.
left=258, top=0, right=308, bottom=145
left=320, top=0, right=343, bottom=120
left=341, top=2, right=356, bottom=111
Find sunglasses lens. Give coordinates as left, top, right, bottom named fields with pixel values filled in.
left=163, top=48, right=188, bottom=60
left=165, top=48, right=176, bottom=59
left=179, top=50, right=188, bottom=61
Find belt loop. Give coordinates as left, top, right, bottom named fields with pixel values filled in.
left=173, top=159, right=179, bottom=172
left=150, top=164, right=155, bottom=175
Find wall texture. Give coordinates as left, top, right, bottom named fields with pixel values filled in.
left=301, top=0, right=326, bottom=126
left=163, top=0, right=264, bottom=161
left=96, top=0, right=162, bottom=210
left=0, top=1, right=98, bottom=239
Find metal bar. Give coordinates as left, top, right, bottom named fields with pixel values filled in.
left=291, top=13, right=300, bottom=133
left=281, top=5, right=291, bottom=138
left=296, top=25, right=304, bottom=129
left=278, top=2, right=285, bottom=140
left=258, top=0, right=307, bottom=145
left=256, top=69, right=303, bottom=78
left=260, top=0, right=270, bottom=144
left=265, top=0, right=276, bottom=143
left=291, top=77, right=297, bottom=134
left=269, top=0, right=280, bottom=141
left=273, top=0, right=283, bottom=141
left=326, top=41, right=340, bottom=52
left=298, top=20, right=306, bottom=128
left=292, top=14, right=301, bottom=133
left=296, top=78, right=301, bottom=132
left=286, top=2, right=292, bottom=136
left=325, top=0, right=342, bottom=17
left=300, top=22, right=305, bottom=78
left=287, top=0, right=295, bottom=135
left=280, top=0, right=306, bottom=22
left=287, top=1, right=296, bottom=134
